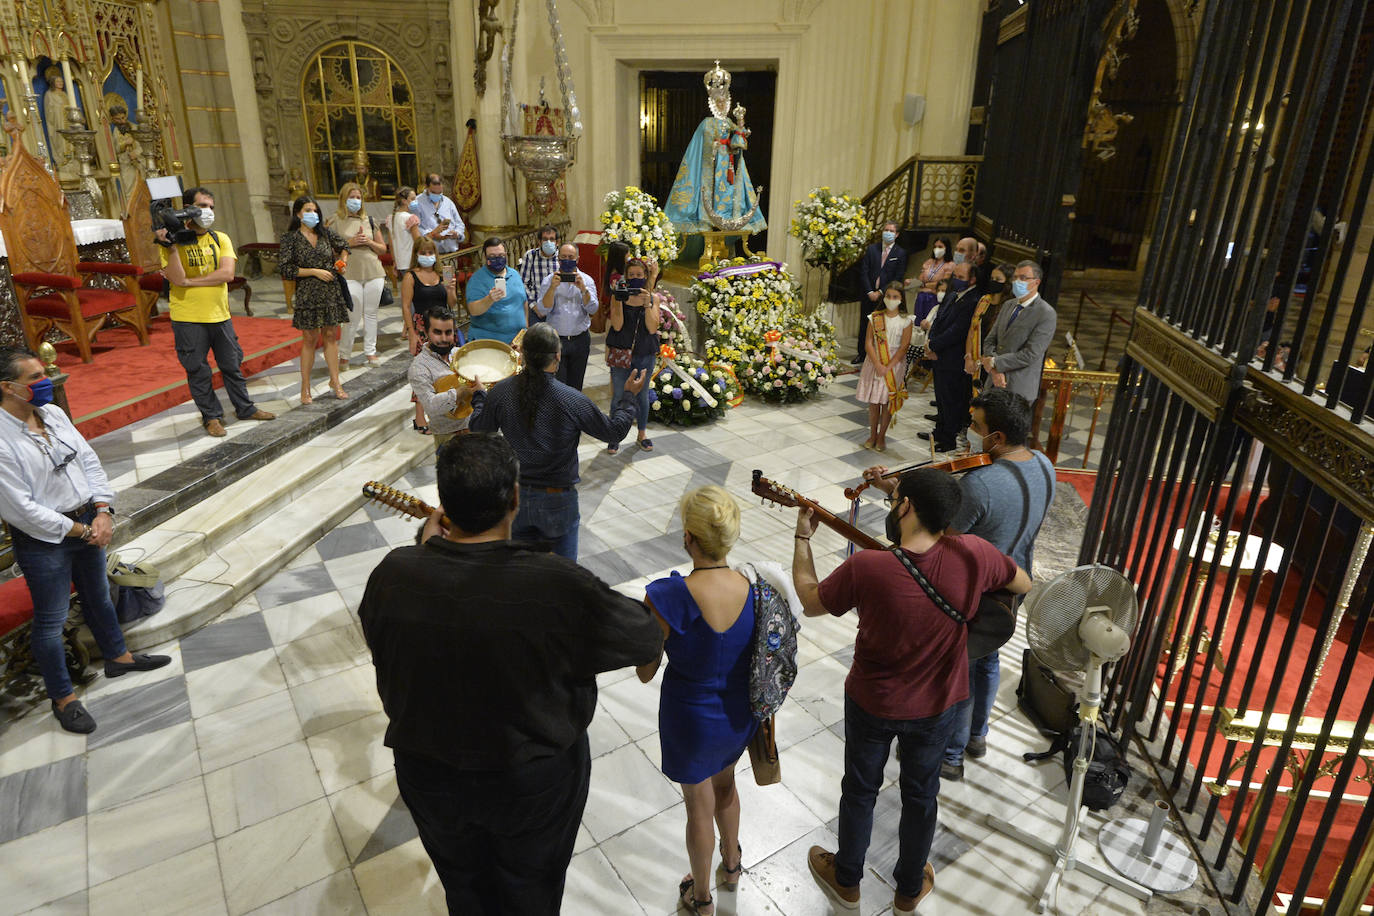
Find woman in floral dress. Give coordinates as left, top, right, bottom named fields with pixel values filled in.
left=280, top=196, right=351, bottom=403
left=913, top=238, right=954, bottom=323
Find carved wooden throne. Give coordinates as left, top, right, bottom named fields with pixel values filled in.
left=0, top=141, right=149, bottom=362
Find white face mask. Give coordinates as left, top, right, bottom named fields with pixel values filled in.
left=884, top=298, right=901, bottom=311
left=933, top=247, right=945, bottom=259
left=967, top=429, right=985, bottom=454
left=194, top=208, right=215, bottom=229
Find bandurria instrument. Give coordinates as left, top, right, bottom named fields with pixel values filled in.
left=361, top=481, right=450, bottom=528
left=751, top=469, right=1016, bottom=659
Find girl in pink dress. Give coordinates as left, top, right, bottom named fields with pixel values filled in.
left=855, top=282, right=914, bottom=451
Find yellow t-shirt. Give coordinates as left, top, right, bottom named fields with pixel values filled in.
left=159, top=230, right=235, bottom=323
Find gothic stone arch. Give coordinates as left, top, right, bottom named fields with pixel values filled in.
left=240, top=1, right=455, bottom=200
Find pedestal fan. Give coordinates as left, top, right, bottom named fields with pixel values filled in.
left=987, top=563, right=1152, bottom=912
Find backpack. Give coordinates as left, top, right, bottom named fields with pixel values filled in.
left=106, top=552, right=166, bottom=623
left=1025, top=725, right=1132, bottom=811
left=744, top=568, right=800, bottom=720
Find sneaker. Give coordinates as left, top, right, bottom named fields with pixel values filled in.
left=893, top=863, right=936, bottom=915
left=204, top=418, right=227, bottom=437
left=966, top=735, right=987, bottom=758
left=807, top=846, right=859, bottom=911
left=940, top=761, right=964, bottom=781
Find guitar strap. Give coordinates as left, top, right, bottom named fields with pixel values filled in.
left=890, top=546, right=968, bottom=625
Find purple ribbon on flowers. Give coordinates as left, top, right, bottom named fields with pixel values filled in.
left=696, top=260, right=784, bottom=281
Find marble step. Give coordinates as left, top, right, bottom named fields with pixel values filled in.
left=114, top=398, right=433, bottom=650
left=115, top=388, right=417, bottom=585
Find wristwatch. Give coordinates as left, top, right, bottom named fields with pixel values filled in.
left=95, top=504, right=115, bottom=517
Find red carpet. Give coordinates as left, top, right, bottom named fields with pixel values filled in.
left=53, top=314, right=301, bottom=439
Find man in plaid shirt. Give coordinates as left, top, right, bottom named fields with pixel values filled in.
left=519, top=224, right=560, bottom=325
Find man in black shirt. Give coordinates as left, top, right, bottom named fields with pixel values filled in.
left=359, top=433, right=662, bottom=915
left=468, top=322, right=646, bottom=559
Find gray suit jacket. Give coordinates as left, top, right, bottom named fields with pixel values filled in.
left=984, top=293, right=1057, bottom=403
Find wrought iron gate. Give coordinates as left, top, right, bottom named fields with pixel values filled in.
left=1080, top=0, right=1374, bottom=912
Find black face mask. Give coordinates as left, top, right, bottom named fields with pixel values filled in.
left=948, top=277, right=970, bottom=294
left=430, top=341, right=455, bottom=357
left=986, top=279, right=1006, bottom=294
left=885, top=500, right=904, bottom=544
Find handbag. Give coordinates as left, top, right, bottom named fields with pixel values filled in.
left=106, top=552, right=166, bottom=623
left=606, top=309, right=639, bottom=368
left=335, top=272, right=354, bottom=312
left=746, top=716, right=781, bottom=785
left=890, top=547, right=1018, bottom=659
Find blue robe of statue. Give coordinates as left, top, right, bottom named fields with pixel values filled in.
left=664, top=116, right=767, bottom=235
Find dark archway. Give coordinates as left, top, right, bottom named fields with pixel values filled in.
left=1066, top=0, right=1180, bottom=271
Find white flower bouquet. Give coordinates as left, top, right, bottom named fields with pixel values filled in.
left=648, top=349, right=736, bottom=426
left=599, top=186, right=681, bottom=264
left=692, top=257, right=839, bottom=403
left=788, top=186, right=870, bottom=270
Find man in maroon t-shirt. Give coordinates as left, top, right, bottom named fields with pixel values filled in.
left=792, top=468, right=1031, bottom=914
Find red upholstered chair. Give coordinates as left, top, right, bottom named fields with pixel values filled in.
left=0, top=141, right=149, bottom=362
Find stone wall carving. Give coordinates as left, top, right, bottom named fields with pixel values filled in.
left=240, top=1, right=456, bottom=200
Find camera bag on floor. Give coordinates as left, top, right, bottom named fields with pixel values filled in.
left=1024, top=725, right=1133, bottom=811
left=1016, top=646, right=1078, bottom=736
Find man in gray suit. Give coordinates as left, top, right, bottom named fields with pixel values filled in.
left=977, top=260, right=1056, bottom=403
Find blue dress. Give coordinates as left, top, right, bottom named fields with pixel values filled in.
left=663, top=117, right=767, bottom=235
left=648, top=572, right=758, bottom=784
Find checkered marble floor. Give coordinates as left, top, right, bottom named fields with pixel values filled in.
left=0, top=323, right=1191, bottom=915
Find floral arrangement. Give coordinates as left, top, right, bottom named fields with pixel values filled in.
left=649, top=344, right=736, bottom=426
left=655, top=290, right=692, bottom=353
left=599, top=186, right=680, bottom=264
left=788, top=186, right=869, bottom=270
left=693, top=257, right=839, bottom=403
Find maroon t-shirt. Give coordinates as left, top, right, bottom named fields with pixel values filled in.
left=818, top=535, right=1017, bottom=720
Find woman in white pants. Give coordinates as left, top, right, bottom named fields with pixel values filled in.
left=327, top=182, right=387, bottom=367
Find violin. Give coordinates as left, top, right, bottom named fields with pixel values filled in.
left=750, top=469, right=1017, bottom=660
left=843, top=452, right=993, bottom=500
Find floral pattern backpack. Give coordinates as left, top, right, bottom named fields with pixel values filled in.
left=742, top=565, right=801, bottom=720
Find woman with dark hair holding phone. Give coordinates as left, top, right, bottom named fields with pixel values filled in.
left=913, top=237, right=954, bottom=323
left=280, top=196, right=350, bottom=403
left=605, top=257, right=661, bottom=453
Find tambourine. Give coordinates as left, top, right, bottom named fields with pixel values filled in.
left=434, top=339, right=522, bottom=419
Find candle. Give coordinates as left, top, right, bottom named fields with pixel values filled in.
left=60, top=59, right=76, bottom=107
left=135, top=67, right=143, bottom=114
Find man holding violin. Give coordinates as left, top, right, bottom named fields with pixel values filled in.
left=792, top=467, right=1031, bottom=915
left=862, top=387, right=1055, bottom=781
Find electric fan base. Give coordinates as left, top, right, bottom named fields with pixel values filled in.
left=1099, top=817, right=1198, bottom=893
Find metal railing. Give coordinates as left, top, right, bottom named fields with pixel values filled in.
left=839, top=156, right=983, bottom=273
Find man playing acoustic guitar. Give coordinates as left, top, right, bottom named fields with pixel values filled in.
left=863, top=387, right=1055, bottom=780
left=792, top=467, right=1031, bottom=915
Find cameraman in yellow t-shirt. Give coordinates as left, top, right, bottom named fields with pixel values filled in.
left=158, top=187, right=275, bottom=437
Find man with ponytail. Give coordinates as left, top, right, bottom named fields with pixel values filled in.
left=468, top=323, right=647, bottom=559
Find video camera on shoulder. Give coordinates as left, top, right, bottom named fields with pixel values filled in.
left=146, top=175, right=200, bottom=247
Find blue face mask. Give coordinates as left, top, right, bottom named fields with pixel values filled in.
left=952, top=251, right=967, bottom=265
left=541, top=240, right=558, bottom=257
left=881, top=231, right=896, bottom=245
left=12, top=376, right=55, bottom=407
left=559, top=258, right=578, bottom=273
left=487, top=255, right=507, bottom=273
left=417, top=255, right=436, bottom=268
left=346, top=198, right=362, bottom=213
left=300, top=211, right=320, bottom=228
left=427, top=192, right=443, bottom=204
left=1012, top=279, right=1031, bottom=298
left=948, top=277, right=969, bottom=293
left=626, top=277, right=647, bottom=290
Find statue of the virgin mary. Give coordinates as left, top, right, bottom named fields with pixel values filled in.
left=664, top=61, right=766, bottom=236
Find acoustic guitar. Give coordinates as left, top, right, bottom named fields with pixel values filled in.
left=361, top=481, right=450, bottom=528
left=750, top=469, right=1017, bottom=659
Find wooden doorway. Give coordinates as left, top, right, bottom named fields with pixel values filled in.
left=638, top=68, right=776, bottom=252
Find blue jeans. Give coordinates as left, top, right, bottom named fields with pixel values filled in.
left=513, top=486, right=580, bottom=560
left=11, top=512, right=128, bottom=700
left=608, top=352, right=655, bottom=433
left=945, top=652, right=1000, bottom=764
left=836, top=694, right=969, bottom=895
